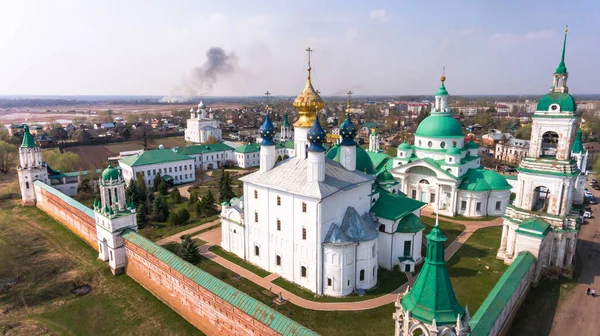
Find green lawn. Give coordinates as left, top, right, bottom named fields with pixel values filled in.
left=209, top=245, right=271, bottom=277
left=421, top=216, right=466, bottom=248
left=138, top=214, right=219, bottom=241
left=446, top=226, right=508, bottom=313
left=437, top=213, right=499, bottom=222
left=0, top=202, right=200, bottom=335
left=272, top=267, right=407, bottom=302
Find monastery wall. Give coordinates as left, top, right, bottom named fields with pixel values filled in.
left=33, top=180, right=98, bottom=247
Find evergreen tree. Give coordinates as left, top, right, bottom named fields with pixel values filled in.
left=170, top=186, right=182, bottom=203
left=153, top=173, right=162, bottom=192
left=126, top=181, right=141, bottom=206
left=158, top=180, right=168, bottom=195
left=168, top=208, right=190, bottom=226
left=200, top=190, right=217, bottom=216
left=218, top=172, right=235, bottom=203
left=193, top=201, right=202, bottom=218
left=136, top=172, right=147, bottom=196
left=179, top=236, right=199, bottom=264
left=136, top=202, right=149, bottom=228
left=152, top=195, right=170, bottom=222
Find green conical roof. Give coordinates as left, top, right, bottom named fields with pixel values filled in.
left=401, top=221, right=464, bottom=325
left=555, top=28, right=568, bottom=75
left=436, top=81, right=448, bottom=96
left=572, top=129, right=584, bottom=154
left=282, top=113, right=291, bottom=127
left=21, top=125, right=37, bottom=148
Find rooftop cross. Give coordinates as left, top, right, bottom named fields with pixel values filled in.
left=346, top=90, right=353, bottom=112
left=264, top=91, right=271, bottom=107
left=306, top=47, right=313, bottom=79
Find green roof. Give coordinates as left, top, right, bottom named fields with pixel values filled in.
left=415, top=113, right=463, bottom=138
left=395, top=213, right=426, bottom=233
left=234, top=143, right=260, bottom=154
left=572, top=129, right=584, bottom=154
left=464, top=140, right=479, bottom=149
left=367, top=151, right=391, bottom=170
left=536, top=92, right=576, bottom=112
left=376, top=168, right=397, bottom=185
left=21, top=125, right=37, bottom=148
left=469, top=252, right=536, bottom=335
left=398, top=142, right=413, bottom=150
left=283, top=140, right=295, bottom=149
left=362, top=122, right=377, bottom=130
left=401, top=223, right=464, bottom=325
left=120, top=230, right=317, bottom=336
left=101, top=164, right=120, bottom=181
left=421, top=158, right=458, bottom=180
left=326, top=144, right=377, bottom=174
left=555, top=30, right=569, bottom=75
left=177, top=143, right=234, bottom=155
left=370, top=190, right=426, bottom=221
left=516, top=217, right=550, bottom=238
left=119, top=148, right=193, bottom=167
left=282, top=113, right=291, bottom=127
left=446, top=144, right=461, bottom=155
left=459, top=169, right=511, bottom=192
left=436, top=81, right=449, bottom=96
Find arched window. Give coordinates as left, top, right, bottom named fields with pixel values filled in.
left=254, top=212, right=259, bottom=222
left=276, top=196, right=281, bottom=206
left=302, top=202, right=307, bottom=213
left=419, top=179, right=429, bottom=184
left=359, top=269, right=365, bottom=281
left=302, top=227, right=307, bottom=240
left=440, top=141, right=446, bottom=149
left=277, top=219, right=281, bottom=231
left=301, top=266, right=307, bottom=277
left=254, top=190, right=258, bottom=199
left=427, top=141, right=433, bottom=148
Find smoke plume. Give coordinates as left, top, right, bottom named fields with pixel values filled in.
left=189, top=47, right=237, bottom=93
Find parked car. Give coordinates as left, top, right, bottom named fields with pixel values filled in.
left=589, top=197, right=597, bottom=205
left=584, top=211, right=593, bottom=218
left=591, top=178, right=597, bottom=184
left=593, top=185, right=600, bottom=190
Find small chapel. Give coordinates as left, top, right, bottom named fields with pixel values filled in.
left=184, top=99, right=222, bottom=143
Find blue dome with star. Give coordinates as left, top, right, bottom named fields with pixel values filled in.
left=339, top=113, right=357, bottom=146
left=259, top=113, right=275, bottom=146
left=307, top=116, right=326, bottom=152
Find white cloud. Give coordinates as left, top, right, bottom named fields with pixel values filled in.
left=370, top=9, right=387, bottom=22
left=489, top=29, right=555, bottom=45
left=345, top=28, right=358, bottom=42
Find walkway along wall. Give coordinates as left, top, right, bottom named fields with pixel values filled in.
left=469, top=252, right=536, bottom=336
left=30, top=181, right=317, bottom=336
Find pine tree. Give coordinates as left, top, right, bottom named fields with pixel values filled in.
left=193, top=201, right=202, bottom=218
left=189, top=191, right=198, bottom=205
left=200, top=190, right=216, bottom=216
left=219, top=172, right=235, bottom=203
left=153, top=172, right=162, bottom=192
left=126, top=181, right=140, bottom=206
left=136, top=202, right=149, bottom=228
left=170, top=187, right=181, bottom=204
left=152, top=195, right=169, bottom=222
left=179, top=236, right=199, bottom=264
left=158, top=180, right=168, bottom=195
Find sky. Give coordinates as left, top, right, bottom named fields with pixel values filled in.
left=0, top=0, right=599, bottom=97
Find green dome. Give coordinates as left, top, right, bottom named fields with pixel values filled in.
left=446, top=145, right=461, bottom=156
left=397, top=142, right=412, bottom=150
left=376, top=169, right=396, bottom=184
left=536, top=92, right=576, bottom=112
left=464, top=140, right=479, bottom=149
left=326, top=144, right=377, bottom=174
left=101, top=164, right=120, bottom=181
left=459, top=169, right=511, bottom=192
left=415, top=114, right=464, bottom=138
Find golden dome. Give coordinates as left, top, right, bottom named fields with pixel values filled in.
left=293, top=74, right=324, bottom=127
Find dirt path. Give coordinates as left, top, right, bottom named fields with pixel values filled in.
left=549, top=190, right=600, bottom=335
left=154, top=218, right=220, bottom=245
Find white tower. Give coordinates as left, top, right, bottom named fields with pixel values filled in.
left=17, top=125, right=48, bottom=205
left=339, top=91, right=358, bottom=171
left=280, top=113, right=293, bottom=140
left=368, top=129, right=380, bottom=152
left=259, top=94, right=277, bottom=172
left=94, top=164, right=137, bottom=275
left=306, top=116, right=326, bottom=182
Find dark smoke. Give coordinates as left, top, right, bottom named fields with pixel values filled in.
left=190, top=47, right=237, bottom=93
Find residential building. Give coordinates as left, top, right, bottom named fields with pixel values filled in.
left=495, top=137, right=530, bottom=163
left=118, top=147, right=196, bottom=187
left=177, top=143, right=235, bottom=170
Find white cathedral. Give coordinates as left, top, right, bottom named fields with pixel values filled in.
left=221, top=59, right=428, bottom=296
left=184, top=99, right=222, bottom=143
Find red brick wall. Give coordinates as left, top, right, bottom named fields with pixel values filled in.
left=124, top=240, right=281, bottom=336
left=34, top=185, right=98, bottom=248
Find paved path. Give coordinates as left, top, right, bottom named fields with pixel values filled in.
left=549, top=187, right=600, bottom=335
left=154, top=218, right=220, bottom=245
left=153, top=214, right=502, bottom=311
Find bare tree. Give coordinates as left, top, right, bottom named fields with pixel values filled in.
left=135, top=125, right=155, bottom=150
left=0, top=141, right=17, bottom=174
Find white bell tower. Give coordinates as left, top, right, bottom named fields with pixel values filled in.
left=17, top=125, right=48, bottom=205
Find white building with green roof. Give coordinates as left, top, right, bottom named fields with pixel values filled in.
left=497, top=28, right=581, bottom=280
left=118, top=147, right=196, bottom=188
left=177, top=143, right=234, bottom=170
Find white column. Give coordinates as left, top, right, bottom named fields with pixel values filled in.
left=260, top=145, right=276, bottom=172
left=294, top=128, right=309, bottom=159
left=307, top=151, right=325, bottom=182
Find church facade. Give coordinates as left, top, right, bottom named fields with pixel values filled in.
left=184, top=100, right=222, bottom=144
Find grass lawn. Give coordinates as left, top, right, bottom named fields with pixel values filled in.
left=0, top=201, right=200, bottom=335
left=446, top=226, right=508, bottom=312
left=190, top=252, right=396, bottom=335
left=272, top=267, right=407, bottom=302
left=421, top=216, right=466, bottom=248
left=138, top=214, right=219, bottom=241
left=209, top=245, right=271, bottom=277
left=437, top=213, right=499, bottom=222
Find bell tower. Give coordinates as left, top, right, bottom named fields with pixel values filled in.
left=17, top=125, right=48, bottom=205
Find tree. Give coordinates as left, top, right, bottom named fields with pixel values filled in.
left=74, top=129, right=92, bottom=144
left=126, top=180, right=142, bottom=206
left=135, top=172, right=147, bottom=196
left=0, top=141, right=17, bottom=174
left=158, top=180, right=168, bottom=195
left=170, top=186, right=181, bottom=203
left=283, top=154, right=290, bottom=160
left=49, top=127, right=68, bottom=140
left=204, top=135, right=219, bottom=144
left=168, top=208, right=190, bottom=226
left=515, top=124, right=532, bottom=140
left=152, top=195, right=170, bottom=222
left=153, top=172, right=162, bottom=191
left=415, top=109, right=429, bottom=124
left=135, top=124, right=154, bottom=150
left=473, top=111, right=493, bottom=129
left=188, top=191, right=198, bottom=206
left=42, top=150, right=81, bottom=172
left=218, top=170, right=235, bottom=203
left=276, top=155, right=283, bottom=162
left=199, top=190, right=216, bottom=217
left=136, top=202, right=149, bottom=229
left=179, top=236, right=199, bottom=264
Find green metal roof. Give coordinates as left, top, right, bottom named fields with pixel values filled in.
left=370, top=190, right=426, bottom=221
left=283, top=140, right=295, bottom=149
left=421, top=158, right=458, bottom=180
left=376, top=168, right=397, bottom=185
left=572, top=129, right=584, bottom=154
left=459, top=169, right=511, bottom=192
left=33, top=180, right=94, bottom=219
left=397, top=142, right=413, bottom=150
left=436, top=81, right=449, bottom=96
left=464, top=140, right=480, bottom=149
left=120, top=230, right=318, bottom=336
left=401, top=223, right=464, bottom=325
left=177, top=143, right=234, bottom=155
left=101, top=164, right=120, bottom=181
left=445, top=144, right=461, bottom=155
left=282, top=113, right=291, bottom=127
left=21, top=125, right=37, bottom=148
left=362, top=122, right=377, bottom=130
left=367, top=151, right=391, bottom=170
left=536, top=92, right=576, bottom=112
left=395, top=213, right=426, bottom=233
left=326, top=144, right=377, bottom=174
left=516, top=217, right=550, bottom=238
left=469, top=252, right=536, bottom=335
left=119, top=148, right=193, bottom=167
left=555, top=30, right=569, bottom=75
left=234, top=143, right=260, bottom=154
left=415, top=113, right=463, bottom=138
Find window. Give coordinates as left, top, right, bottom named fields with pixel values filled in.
left=449, top=157, right=453, bottom=162
left=347, top=279, right=350, bottom=287
left=276, top=255, right=281, bottom=266
left=302, top=227, right=307, bottom=240
left=379, top=224, right=386, bottom=232
left=411, top=190, right=417, bottom=199
left=476, top=202, right=481, bottom=212
left=255, top=212, right=259, bottom=222
left=302, top=202, right=307, bottom=213
left=254, top=246, right=260, bottom=256
left=189, top=164, right=192, bottom=170
left=418, top=140, right=422, bottom=146
left=158, top=168, right=162, bottom=174
left=461, top=201, right=467, bottom=211
left=430, top=193, right=435, bottom=203
left=327, top=278, right=332, bottom=287
left=359, top=269, right=365, bottom=281
left=109, top=250, right=113, bottom=261
left=403, top=241, right=412, bottom=256
left=440, top=141, right=446, bottom=149
left=301, top=266, right=307, bottom=278
left=25, top=181, right=29, bottom=189
left=254, top=190, right=258, bottom=199
left=153, top=169, right=156, bottom=175
left=277, top=219, right=281, bottom=231
left=428, top=141, right=433, bottom=148
left=277, top=196, right=281, bottom=206
left=373, top=266, right=376, bottom=277
left=372, top=244, right=376, bottom=257
left=169, top=167, right=172, bottom=173
left=496, top=201, right=501, bottom=211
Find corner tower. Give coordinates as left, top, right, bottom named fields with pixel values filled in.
left=17, top=125, right=48, bottom=205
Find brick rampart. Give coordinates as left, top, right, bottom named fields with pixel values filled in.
left=33, top=182, right=98, bottom=248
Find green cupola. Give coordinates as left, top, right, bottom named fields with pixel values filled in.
left=101, top=164, right=120, bottom=181
left=282, top=113, right=291, bottom=128
left=555, top=26, right=568, bottom=75
left=21, top=125, right=37, bottom=148
left=401, top=219, right=464, bottom=325
left=572, top=129, right=584, bottom=154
